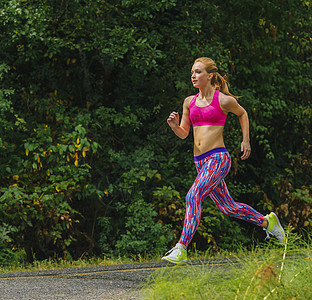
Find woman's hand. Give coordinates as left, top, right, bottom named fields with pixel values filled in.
left=241, top=140, right=251, bottom=160
left=167, top=112, right=180, bottom=129
left=167, top=97, right=192, bottom=140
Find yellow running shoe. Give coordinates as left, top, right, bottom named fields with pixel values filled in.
left=161, top=243, right=187, bottom=264
left=264, top=212, right=286, bottom=244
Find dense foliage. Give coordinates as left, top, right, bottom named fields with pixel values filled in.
left=0, top=0, right=311, bottom=262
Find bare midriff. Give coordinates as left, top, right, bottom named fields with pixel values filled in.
left=193, top=125, right=225, bottom=156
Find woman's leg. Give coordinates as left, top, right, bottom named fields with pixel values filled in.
left=178, top=151, right=231, bottom=247
left=209, top=181, right=286, bottom=243
left=209, top=179, right=265, bottom=226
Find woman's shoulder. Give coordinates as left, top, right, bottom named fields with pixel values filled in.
left=218, top=92, right=237, bottom=106
left=184, top=94, right=197, bottom=106
left=218, top=91, right=241, bottom=113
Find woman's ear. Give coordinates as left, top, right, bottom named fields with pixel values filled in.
left=208, top=73, right=213, bottom=81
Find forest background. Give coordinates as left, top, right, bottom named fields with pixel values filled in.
left=0, top=0, right=311, bottom=263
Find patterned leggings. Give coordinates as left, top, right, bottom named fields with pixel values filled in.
left=179, top=147, right=265, bottom=247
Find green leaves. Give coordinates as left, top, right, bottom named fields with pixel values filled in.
left=0, top=0, right=311, bottom=262
left=115, top=198, right=173, bottom=255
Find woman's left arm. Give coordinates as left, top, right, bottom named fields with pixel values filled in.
left=220, top=94, right=251, bottom=160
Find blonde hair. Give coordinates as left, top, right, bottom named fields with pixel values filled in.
left=194, top=57, right=237, bottom=99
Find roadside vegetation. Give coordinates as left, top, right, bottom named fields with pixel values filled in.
left=0, top=246, right=159, bottom=274
left=139, top=229, right=312, bottom=299
left=0, top=254, right=137, bottom=274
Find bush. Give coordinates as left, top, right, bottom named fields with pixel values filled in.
left=0, top=223, right=23, bottom=266
left=115, top=197, right=173, bottom=256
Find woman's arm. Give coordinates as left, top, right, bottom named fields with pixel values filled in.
left=167, top=96, right=192, bottom=139
left=237, top=108, right=251, bottom=160
left=220, top=94, right=251, bottom=160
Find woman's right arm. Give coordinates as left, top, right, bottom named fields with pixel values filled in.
left=167, top=96, right=192, bottom=139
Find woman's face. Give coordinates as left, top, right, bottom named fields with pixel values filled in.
left=191, top=62, right=211, bottom=88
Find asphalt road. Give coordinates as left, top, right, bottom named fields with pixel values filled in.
left=0, top=258, right=239, bottom=300
left=0, top=262, right=161, bottom=300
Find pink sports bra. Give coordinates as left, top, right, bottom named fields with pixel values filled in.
left=189, top=90, right=227, bottom=127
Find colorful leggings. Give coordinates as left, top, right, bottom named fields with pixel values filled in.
left=179, top=147, right=265, bottom=247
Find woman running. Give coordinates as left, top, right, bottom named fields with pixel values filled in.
left=162, top=57, right=285, bottom=264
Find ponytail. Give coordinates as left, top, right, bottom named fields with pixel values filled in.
left=212, top=72, right=238, bottom=100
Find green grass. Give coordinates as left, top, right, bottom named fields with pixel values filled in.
left=139, top=228, right=312, bottom=300
left=0, top=252, right=157, bottom=274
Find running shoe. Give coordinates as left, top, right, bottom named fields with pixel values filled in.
left=264, top=212, right=286, bottom=244
left=161, top=243, right=187, bottom=264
